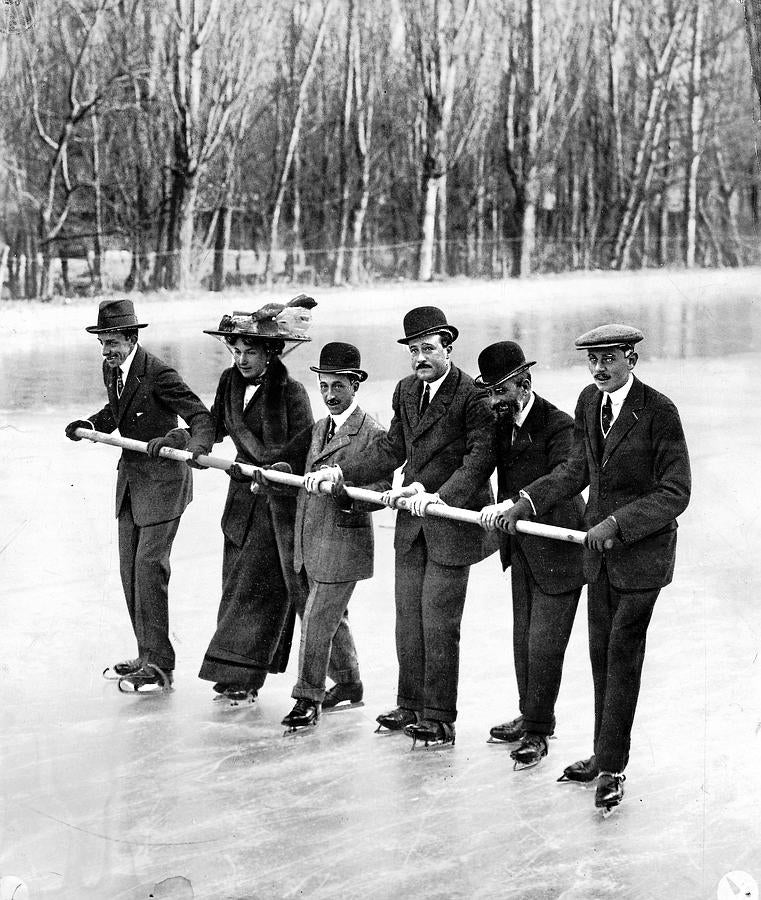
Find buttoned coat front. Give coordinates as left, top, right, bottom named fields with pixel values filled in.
left=294, top=406, right=388, bottom=584
left=527, top=376, right=691, bottom=589
left=86, top=344, right=215, bottom=526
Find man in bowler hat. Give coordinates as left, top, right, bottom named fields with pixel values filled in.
left=279, top=342, right=389, bottom=731
left=502, top=324, right=691, bottom=810
left=477, top=341, right=585, bottom=768
left=65, top=299, right=214, bottom=692
left=359, top=306, right=496, bottom=747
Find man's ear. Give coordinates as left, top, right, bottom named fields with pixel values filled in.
left=628, top=352, right=638, bottom=369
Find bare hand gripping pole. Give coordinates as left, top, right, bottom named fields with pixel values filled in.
left=74, top=428, right=587, bottom=545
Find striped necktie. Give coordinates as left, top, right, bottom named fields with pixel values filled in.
left=325, top=417, right=336, bottom=446
left=601, top=395, right=613, bottom=437
left=116, top=369, right=124, bottom=398
left=419, top=382, right=430, bottom=416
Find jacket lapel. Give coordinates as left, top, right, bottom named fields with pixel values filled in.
left=411, top=366, right=459, bottom=440
left=311, top=406, right=364, bottom=465
left=585, top=390, right=603, bottom=467
left=115, top=345, right=145, bottom=426
left=510, top=394, right=542, bottom=459
left=601, top=377, right=644, bottom=467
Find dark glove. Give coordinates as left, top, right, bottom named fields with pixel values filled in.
left=65, top=420, right=93, bottom=441
left=185, top=441, right=210, bottom=470
left=503, top=497, right=534, bottom=535
left=330, top=470, right=352, bottom=509
left=250, top=461, right=293, bottom=494
left=227, top=463, right=254, bottom=483
left=584, top=516, right=620, bottom=552
left=146, top=432, right=187, bottom=458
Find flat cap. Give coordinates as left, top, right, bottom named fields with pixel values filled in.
left=575, top=323, right=644, bottom=350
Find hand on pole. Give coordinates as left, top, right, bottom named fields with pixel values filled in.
left=146, top=432, right=186, bottom=458
left=250, top=461, right=293, bottom=494
left=584, top=516, right=619, bottom=552
left=406, top=491, right=443, bottom=518
left=65, top=420, right=93, bottom=441
left=379, top=482, right=422, bottom=510
left=303, top=465, right=341, bottom=495
left=479, top=499, right=514, bottom=532
left=503, top=497, right=534, bottom=535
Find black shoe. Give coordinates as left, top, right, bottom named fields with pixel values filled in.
left=375, top=707, right=418, bottom=732
left=103, top=657, right=142, bottom=680
left=488, top=715, right=524, bottom=743
left=322, top=681, right=363, bottom=709
left=213, top=684, right=258, bottom=706
left=595, top=772, right=625, bottom=810
left=510, top=733, right=548, bottom=769
left=558, top=754, right=600, bottom=783
left=117, top=664, right=173, bottom=693
left=282, top=698, right=321, bottom=729
left=404, top=719, right=456, bottom=748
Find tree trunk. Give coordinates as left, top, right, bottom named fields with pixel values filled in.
left=519, top=0, right=540, bottom=277
left=91, top=109, right=104, bottom=292
left=745, top=0, right=761, bottom=106
left=333, top=0, right=357, bottom=286
left=683, top=0, right=704, bottom=268
left=211, top=205, right=232, bottom=292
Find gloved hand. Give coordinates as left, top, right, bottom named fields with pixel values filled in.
left=379, top=483, right=423, bottom=510
left=65, top=420, right=93, bottom=441
left=330, top=469, right=351, bottom=507
left=406, top=491, right=443, bottom=518
left=227, top=463, right=253, bottom=483
left=584, top=516, right=619, bottom=552
left=479, top=499, right=514, bottom=532
left=503, top=497, right=534, bottom=535
left=146, top=432, right=187, bottom=458
left=184, top=440, right=210, bottom=469
left=250, top=461, right=292, bottom=494
left=303, top=465, right=342, bottom=495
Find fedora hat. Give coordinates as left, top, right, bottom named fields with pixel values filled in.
left=309, top=342, right=368, bottom=382
left=204, top=294, right=317, bottom=343
left=475, top=341, right=536, bottom=387
left=85, top=299, right=148, bottom=334
left=397, top=306, right=459, bottom=345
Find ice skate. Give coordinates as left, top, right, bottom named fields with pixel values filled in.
left=510, top=733, right=548, bottom=770
left=557, top=754, right=599, bottom=783
left=374, top=707, right=418, bottom=733
left=404, top=719, right=456, bottom=750
left=322, top=681, right=364, bottom=712
left=117, top=663, right=173, bottom=693
left=102, top=657, right=141, bottom=681
left=212, top=684, right=258, bottom=708
left=595, top=772, right=625, bottom=815
left=282, top=699, right=321, bottom=735
left=487, top=714, right=524, bottom=744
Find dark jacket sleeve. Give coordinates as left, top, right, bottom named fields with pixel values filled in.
left=435, top=385, right=496, bottom=507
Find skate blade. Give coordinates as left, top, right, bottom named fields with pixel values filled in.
left=282, top=722, right=320, bottom=737
left=486, top=736, right=517, bottom=745
left=599, top=804, right=619, bottom=818
left=213, top=693, right=257, bottom=708
left=117, top=682, right=173, bottom=694
left=324, top=700, right=365, bottom=714
left=410, top=738, right=456, bottom=751
left=512, top=758, right=544, bottom=770
left=102, top=668, right=122, bottom=681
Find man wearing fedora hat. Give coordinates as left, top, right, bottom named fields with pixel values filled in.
left=476, top=341, right=585, bottom=769
left=358, top=306, right=496, bottom=747
left=278, top=342, right=389, bottom=731
left=502, top=324, right=691, bottom=811
left=65, top=298, right=215, bottom=692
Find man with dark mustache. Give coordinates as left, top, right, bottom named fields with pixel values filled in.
left=477, top=341, right=585, bottom=769
left=501, top=325, right=691, bottom=811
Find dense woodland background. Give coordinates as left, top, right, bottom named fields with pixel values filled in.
left=0, top=0, right=760, bottom=299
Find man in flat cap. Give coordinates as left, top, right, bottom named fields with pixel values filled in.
left=65, top=299, right=215, bottom=692
left=502, top=324, right=691, bottom=811
left=477, top=342, right=585, bottom=769
left=279, top=342, right=389, bottom=731
left=358, top=306, right=496, bottom=747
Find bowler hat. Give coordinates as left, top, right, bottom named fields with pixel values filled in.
left=397, top=306, right=459, bottom=345
left=204, top=294, right=317, bottom=343
left=310, top=342, right=368, bottom=382
left=575, top=323, right=644, bottom=350
left=85, top=299, right=148, bottom=334
left=475, top=341, right=536, bottom=387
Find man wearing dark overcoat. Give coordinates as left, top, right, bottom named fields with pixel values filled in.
left=477, top=341, right=585, bottom=769
left=503, top=324, right=691, bottom=810
left=361, top=306, right=496, bottom=747
left=65, top=299, right=215, bottom=692
left=279, top=342, right=389, bottom=731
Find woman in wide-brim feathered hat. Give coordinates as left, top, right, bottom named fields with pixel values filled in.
left=196, top=294, right=317, bottom=704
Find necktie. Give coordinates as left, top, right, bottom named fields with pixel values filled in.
left=325, top=417, right=336, bottom=446
left=601, top=395, right=613, bottom=436
left=116, top=369, right=124, bottom=399
left=419, top=383, right=430, bottom=416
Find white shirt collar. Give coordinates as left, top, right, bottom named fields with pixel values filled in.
left=605, top=373, right=634, bottom=409
left=119, top=343, right=139, bottom=381
left=424, top=364, right=451, bottom=401
left=329, top=397, right=359, bottom=431
left=514, top=391, right=535, bottom=428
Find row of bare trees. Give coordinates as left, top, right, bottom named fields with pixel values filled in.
left=0, top=0, right=758, bottom=299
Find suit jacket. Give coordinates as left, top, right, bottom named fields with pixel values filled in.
left=87, top=345, right=214, bottom=527
left=293, top=406, right=388, bottom=583
left=526, top=376, right=691, bottom=590
left=367, top=365, right=497, bottom=568
left=496, top=393, right=585, bottom=595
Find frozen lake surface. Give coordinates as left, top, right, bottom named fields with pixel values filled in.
left=0, top=270, right=759, bottom=898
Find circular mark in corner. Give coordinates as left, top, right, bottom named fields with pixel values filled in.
left=718, top=871, right=759, bottom=900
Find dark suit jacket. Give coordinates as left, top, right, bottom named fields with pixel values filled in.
left=368, top=365, right=497, bottom=568
left=87, top=345, right=214, bottom=526
left=526, top=376, right=691, bottom=590
left=294, top=406, right=388, bottom=583
left=496, top=393, right=585, bottom=595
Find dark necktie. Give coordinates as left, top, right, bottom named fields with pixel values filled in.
left=116, top=369, right=124, bottom=399
left=601, top=395, right=613, bottom=436
left=325, top=417, right=336, bottom=446
left=419, top=383, right=430, bottom=416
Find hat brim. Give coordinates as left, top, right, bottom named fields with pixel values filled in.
left=574, top=342, right=637, bottom=351
left=203, top=329, right=311, bottom=343
left=474, top=360, right=536, bottom=388
left=397, top=325, right=459, bottom=345
left=309, top=366, right=368, bottom=382
left=85, top=323, right=148, bottom=334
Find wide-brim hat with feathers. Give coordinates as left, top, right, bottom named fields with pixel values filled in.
left=204, top=294, right=317, bottom=343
